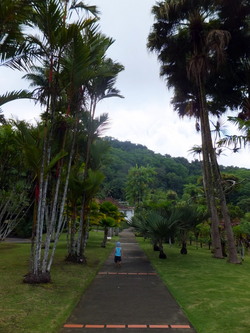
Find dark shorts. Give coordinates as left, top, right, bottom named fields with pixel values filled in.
left=114, top=256, right=121, bottom=263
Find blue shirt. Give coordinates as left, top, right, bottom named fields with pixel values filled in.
left=115, top=247, right=122, bottom=256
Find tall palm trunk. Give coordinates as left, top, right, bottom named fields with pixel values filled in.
left=209, top=142, right=241, bottom=263
left=41, top=157, right=63, bottom=273
left=26, top=50, right=64, bottom=282
left=75, top=193, right=88, bottom=263
left=67, top=203, right=78, bottom=260
left=26, top=124, right=52, bottom=282
left=198, top=75, right=240, bottom=263
left=76, top=101, right=97, bottom=262
left=198, top=75, right=223, bottom=259
left=47, top=130, right=76, bottom=271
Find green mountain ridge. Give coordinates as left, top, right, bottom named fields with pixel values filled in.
left=99, top=137, right=250, bottom=213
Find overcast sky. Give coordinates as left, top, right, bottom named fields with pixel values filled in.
left=1, top=0, right=249, bottom=168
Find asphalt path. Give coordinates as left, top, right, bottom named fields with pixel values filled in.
left=60, top=228, right=196, bottom=333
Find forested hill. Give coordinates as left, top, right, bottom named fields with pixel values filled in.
left=100, top=137, right=250, bottom=210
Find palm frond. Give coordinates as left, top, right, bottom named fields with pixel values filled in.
left=70, top=1, right=100, bottom=17
left=45, top=150, right=68, bottom=175
left=0, top=90, right=33, bottom=107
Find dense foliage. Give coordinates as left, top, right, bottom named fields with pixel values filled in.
left=100, top=137, right=250, bottom=214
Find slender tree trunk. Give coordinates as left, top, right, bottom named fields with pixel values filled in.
left=209, top=152, right=241, bottom=263
left=76, top=194, right=87, bottom=263
left=80, top=211, right=89, bottom=260
left=76, top=108, right=95, bottom=261
left=101, top=226, right=108, bottom=248
left=34, top=135, right=50, bottom=276
left=66, top=204, right=78, bottom=260
left=198, top=74, right=240, bottom=263
left=24, top=128, right=52, bottom=283
left=47, top=120, right=78, bottom=270
left=180, top=231, right=188, bottom=254
left=42, top=166, right=62, bottom=273
left=158, top=239, right=167, bottom=259
left=198, top=76, right=223, bottom=259
left=25, top=56, right=60, bottom=282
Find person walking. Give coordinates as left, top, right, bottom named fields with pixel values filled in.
left=114, top=241, right=122, bottom=266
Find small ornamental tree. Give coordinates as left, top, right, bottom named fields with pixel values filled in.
left=97, top=201, right=123, bottom=248
left=132, top=208, right=178, bottom=259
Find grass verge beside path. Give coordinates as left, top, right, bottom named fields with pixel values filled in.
left=137, top=237, right=250, bottom=333
left=0, top=231, right=116, bottom=333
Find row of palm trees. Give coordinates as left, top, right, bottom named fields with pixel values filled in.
left=0, top=0, right=124, bottom=283
left=147, top=0, right=250, bottom=264
left=132, top=203, right=207, bottom=259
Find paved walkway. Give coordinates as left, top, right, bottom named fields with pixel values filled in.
left=60, top=228, right=196, bottom=333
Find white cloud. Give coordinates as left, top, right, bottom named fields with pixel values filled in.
left=97, top=98, right=200, bottom=157
left=0, top=0, right=249, bottom=169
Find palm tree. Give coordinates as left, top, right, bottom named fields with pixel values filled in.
left=147, top=0, right=240, bottom=263
left=174, top=204, right=208, bottom=254
left=75, top=55, right=124, bottom=261
left=132, top=209, right=177, bottom=259
left=0, top=0, right=32, bottom=67
left=0, top=0, right=34, bottom=106
left=66, top=163, right=105, bottom=262
left=21, top=0, right=103, bottom=283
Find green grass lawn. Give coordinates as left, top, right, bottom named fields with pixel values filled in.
left=0, top=231, right=116, bottom=333
left=138, top=238, right=250, bottom=333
